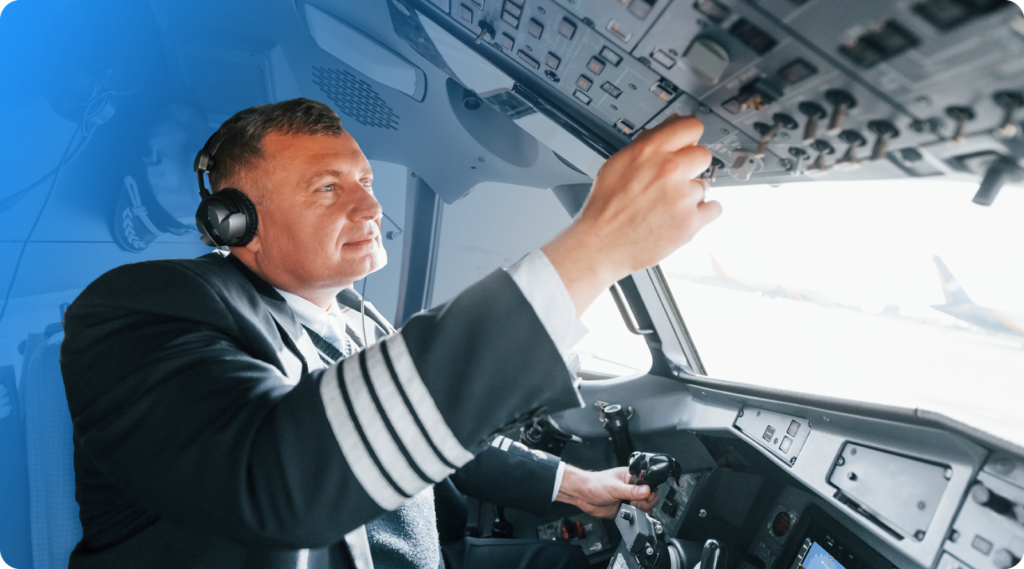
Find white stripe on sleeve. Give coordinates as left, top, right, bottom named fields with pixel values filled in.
left=364, top=343, right=455, bottom=482
left=499, top=437, right=514, bottom=451
left=385, top=333, right=475, bottom=468
left=342, top=354, right=431, bottom=496
left=318, top=363, right=406, bottom=510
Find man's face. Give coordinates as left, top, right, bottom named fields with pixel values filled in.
left=238, top=130, right=386, bottom=294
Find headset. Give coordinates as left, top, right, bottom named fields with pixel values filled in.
left=192, top=129, right=259, bottom=248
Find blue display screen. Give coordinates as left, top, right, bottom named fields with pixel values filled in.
left=799, top=541, right=849, bottom=569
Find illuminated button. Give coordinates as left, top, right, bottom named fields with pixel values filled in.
left=606, top=19, right=632, bottom=43
left=576, top=75, right=593, bottom=91
left=762, top=425, right=776, bottom=442
left=787, top=420, right=800, bottom=437
left=614, top=119, right=635, bottom=135
left=651, top=48, right=676, bottom=69
left=502, top=11, right=519, bottom=28
left=503, top=2, right=521, bottom=17
left=600, top=46, right=623, bottom=66
left=528, top=19, right=544, bottom=39
left=650, top=80, right=677, bottom=101
left=587, top=57, right=606, bottom=75
left=500, top=34, right=514, bottom=51
left=558, top=18, right=576, bottom=39
left=780, top=436, right=793, bottom=453
left=517, top=50, right=540, bottom=69
left=545, top=53, right=561, bottom=70
left=460, top=4, right=473, bottom=23
left=601, top=81, right=622, bottom=98
left=573, top=89, right=592, bottom=105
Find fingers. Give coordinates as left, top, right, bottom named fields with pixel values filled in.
left=636, top=115, right=705, bottom=153
left=696, top=199, right=723, bottom=225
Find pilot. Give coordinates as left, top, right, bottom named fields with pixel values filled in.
left=60, top=98, right=719, bottom=568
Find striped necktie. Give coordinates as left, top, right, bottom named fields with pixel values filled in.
left=303, top=325, right=349, bottom=367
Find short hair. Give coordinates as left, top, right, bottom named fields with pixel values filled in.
left=203, top=98, right=343, bottom=203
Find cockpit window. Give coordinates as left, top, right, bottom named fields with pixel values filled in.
left=431, top=182, right=651, bottom=378
left=661, top=180, right=1024, bottom=447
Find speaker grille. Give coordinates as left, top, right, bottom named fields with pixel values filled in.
left=312, top=66, right=399, bottom=130
left=182, top=54, right=270, bottom=116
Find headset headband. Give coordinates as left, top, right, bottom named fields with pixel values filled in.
left=193, top=130, right=230, bottom=199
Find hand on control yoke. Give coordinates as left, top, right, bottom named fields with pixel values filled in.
left=541, top=115, right=720, bottom=318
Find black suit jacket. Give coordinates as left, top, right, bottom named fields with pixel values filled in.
left=59, top=252, right=581, bottom=568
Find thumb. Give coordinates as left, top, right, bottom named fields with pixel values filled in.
left=614, top=482, right=651, bottom=502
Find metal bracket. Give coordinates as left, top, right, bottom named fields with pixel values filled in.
left=610, top=282, right=654, bottom=335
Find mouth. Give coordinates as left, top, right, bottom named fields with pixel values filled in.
left=344, top=238, right=377, bottom=249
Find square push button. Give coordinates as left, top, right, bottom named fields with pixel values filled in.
left=763, top=425, right=776, bottom=442
left=502, top=10, right=519, bottom=28
left=517, top=50, right=539, bottom=69
left=527, top=19, right=544, bottom=39
left=573, top=89, right=592, bottom=105
left=599, top=46, right=623, bottom=66
left=503, top=1, right=521, bottom=17
left=460, top=4, right=474, bottom=24
left=545, top=53, right=560, bottom=70
left=651, top=48, right=676, bottom=69
left=779, top=436, right=793, bottom=453
left=587, top=57, right=606, bottom=75
left=576, top=75, right=593, bottom=91
left=787, top=420, right=800, bottom=437
left=558, top=18, right=576, bottom=39
left=500, top=34, right=514, bottom=51
left=601, top=81, right=622, bottom=98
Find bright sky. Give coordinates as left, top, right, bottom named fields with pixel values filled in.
left=661, top=179, right=1024, bottom=318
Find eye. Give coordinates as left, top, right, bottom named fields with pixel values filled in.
left=321, top=184, right=334, bottom=192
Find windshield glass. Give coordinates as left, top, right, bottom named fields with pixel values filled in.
left=661, top=180, right=1024, bottom=448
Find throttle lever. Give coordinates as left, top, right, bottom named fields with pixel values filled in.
left=628, top=452, right=682, bottom=488
left=698, top=540, right=722, bottom=569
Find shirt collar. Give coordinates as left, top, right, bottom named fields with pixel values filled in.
left=272, top=287, right=346, bottom=335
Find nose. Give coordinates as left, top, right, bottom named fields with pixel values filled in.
left=349, top=182, right=382, bottom=222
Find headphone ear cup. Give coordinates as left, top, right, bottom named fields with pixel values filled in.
left=194, top=188, right=258, bottom=247
left=217, top=188, right=259, bottom=246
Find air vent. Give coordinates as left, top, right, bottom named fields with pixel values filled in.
left=312, top=66, right=400, bottom=131
left=181, top=51, right=270, bottom=117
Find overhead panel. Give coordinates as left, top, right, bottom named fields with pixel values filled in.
left=401, top=0, right=1024, bottom=201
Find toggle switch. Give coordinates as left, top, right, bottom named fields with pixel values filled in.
left=834, top=130, right=867, bottom=170
left=754, top=113, right=798, bottom=157
left=825, top=90, right=858, bottom=136
left=798, top=101, right=827, bottom=144
left=868, top=120, right=899, bottom=161
left=474, top=20, right=496, bottom=43
left=806, top=139, right=835, bottom=175
left=702, top=157, right=724, bottom=182
left=945, top=106, right=975, bottom=143
left=993, top=91, right=1023, bottom=138
left=787, top=147, right=809, bottom=175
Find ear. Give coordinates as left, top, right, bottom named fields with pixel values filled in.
left=244, top=231, right=261, bottom=253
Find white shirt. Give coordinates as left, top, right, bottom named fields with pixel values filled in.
left=274, top=248, right=572, bottom=502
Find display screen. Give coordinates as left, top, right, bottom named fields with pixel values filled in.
left=798, top=541, right=850, bottom=569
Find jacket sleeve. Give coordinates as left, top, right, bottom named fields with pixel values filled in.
left=451, top=436, right=561, bottom=516
left=60, top=262, right=582, bottom=550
